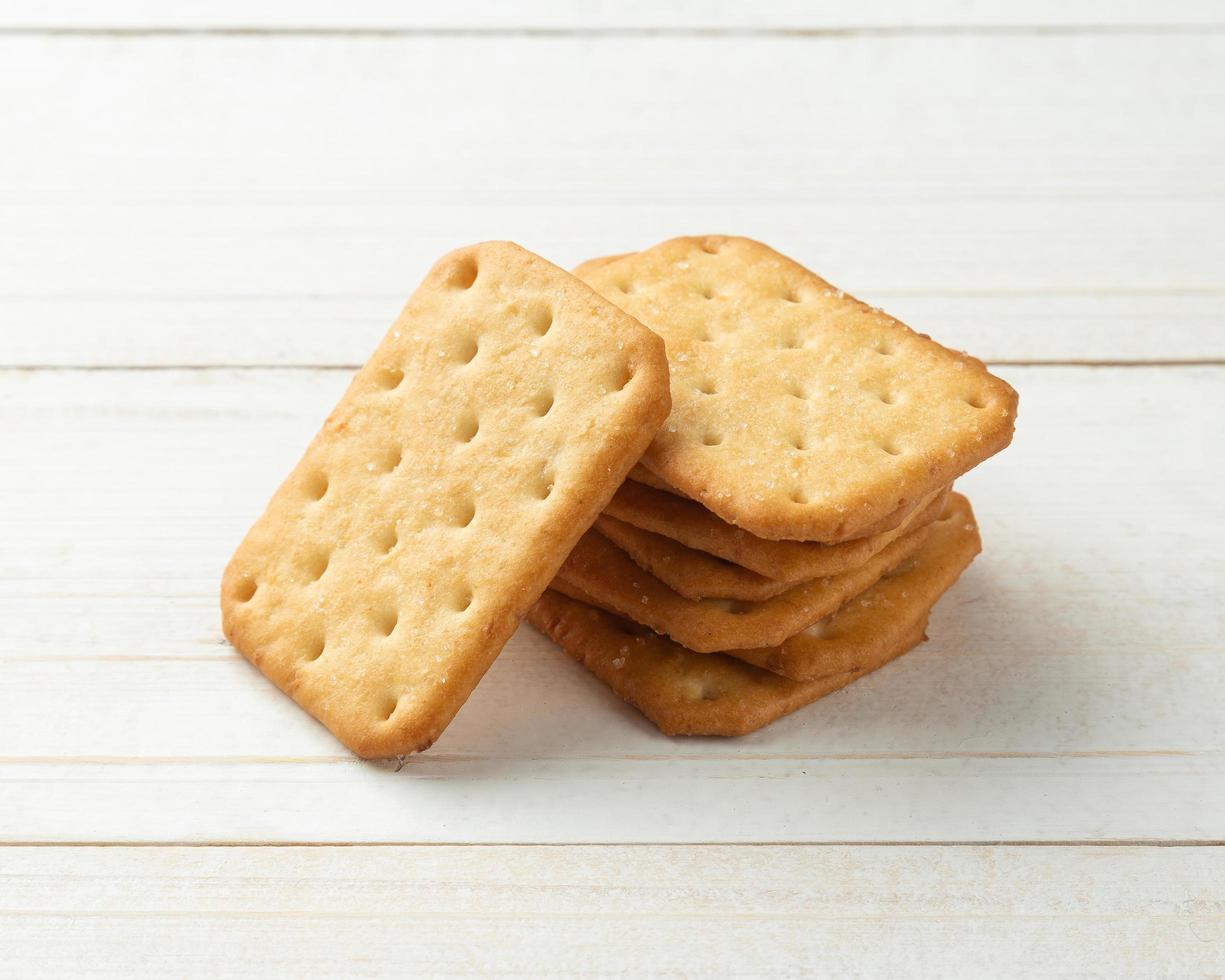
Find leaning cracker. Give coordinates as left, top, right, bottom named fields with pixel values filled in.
left=726, top=492, right=980, bottom=679
left=553, top=521, right=930, bottom=652
left=221, top=242, right=670, bottom=758
left=528, top=590, right=929, bottom=737
left=576, top=236, right=1017, bottom=541
left=605, top=479, right=948, bottom=584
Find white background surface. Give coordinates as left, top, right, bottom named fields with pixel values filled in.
left=1, top=2, right=1223, bottom=977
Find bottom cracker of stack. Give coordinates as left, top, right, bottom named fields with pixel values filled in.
left=527, top=494, right=981, bottom=735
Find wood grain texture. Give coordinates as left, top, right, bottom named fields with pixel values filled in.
left=3, top=6, right=1223, bottom=972
left=0, top=365, right=1220, bottom=843
left=1, top=846, right=1222, bottom=978
left=1, top=32, right=1222, bottom=365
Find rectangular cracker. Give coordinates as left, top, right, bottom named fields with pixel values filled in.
left=553, top=519, right=931, bottom=652
left=221, top=241, right=670, bottom=758
left=724, top=492, right=980, bottom=679
left=528, top=590, right=929, bottom=737
left=597, top=484, right=945, bottom=602
left=576, top=236, right=1017, bottom=542
left=605, top=479, right=948, bottom=585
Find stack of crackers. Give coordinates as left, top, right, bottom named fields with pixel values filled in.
left=222, top=237, right=1016, bottom=757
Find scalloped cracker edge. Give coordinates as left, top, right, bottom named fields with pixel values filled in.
left=554, top=517, right=931, bottom=652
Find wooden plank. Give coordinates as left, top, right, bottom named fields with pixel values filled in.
left=0, top=365, right=1221, bottom=842
left=1, top=845, right=1223, bottom=977
left=3, top=754, right=1222, bottom=844
left=4, top=1, right=1224, bottom=31
left=1, top=33, right=1223, bottom=364
left=5, top=291, right=1222, bottom=367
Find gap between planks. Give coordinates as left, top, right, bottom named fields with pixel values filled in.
left=1, top=839, right=1223, bottom=848
left=4, top=26, right=1225, bottom=39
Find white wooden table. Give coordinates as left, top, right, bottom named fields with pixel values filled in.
left=2, top=3, right=1223, bottom=976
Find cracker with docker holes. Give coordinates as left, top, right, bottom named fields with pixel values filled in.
left=597, top=487, right=946, bottom=602
left=221, top=242, right=670, bottom=758
left=576, top=236, right=1017, bottom=542
left=553, top=520, right=930, bottom=653
left=605, top=479, right=949, bottom=587
left=528, top=593, right=927, bottom=737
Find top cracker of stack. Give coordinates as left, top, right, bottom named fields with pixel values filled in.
left=574, top=235, right=1017, bottom=543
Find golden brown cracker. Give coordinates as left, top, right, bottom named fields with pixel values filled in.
left=729, top=493, right=981, bottom=679
left=528, top=590, right=929, bottom=737
left=553, top=520, right=930, bottom=652
left=596, top=514, right=793, bottom=602
left=605, top=480, right=948, bottom=584
left=577, top=236, right=1017, bottom=542
left=221, top=241, right=670, bottom=758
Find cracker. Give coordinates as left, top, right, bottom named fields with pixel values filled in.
left=221, top=241, right=670, bottom=758
left=527, top=590, right=929, bottom=737
left=553, top=520, right=930, bottom=652
left=576, top=236, right=1017, bottom=541
left=596, top=514, right=794, bottom=602
left=725, top=492, right=980, bottom=679
left=605, top=479, right=948, bottom=584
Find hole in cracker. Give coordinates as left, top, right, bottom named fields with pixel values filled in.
left=787, top=379, right=809, bottom=399
left=701, top=431, right=723, bottom=447
left=876, top=390, right=898, bottom=406
left=455, top=412, right=479, bottom=444
left=618, top=280, right=638, bottom=294
left=531, top=390, right=555, bottom=417
left=696, top=379, right=717, bottom=396
left=304, top=637, right=325, bottom=662
left=374, top=607, right=399, bottom=637
left=879, top=441, right=903, bottom=457
left=304, top=551, right=329, bottom=583
left=447, top=256, right=478, bottom=290
left=789, top=432, right=811, bottom=451
left=533, top=470, right=555, bottom=501
left=375, top=365, right=404, bottom=390
left=381, top=696, right=400, bottom=721
left=790, top=488, right=810, bottom=504
left=448, top=498, right=476, bottom=528
left=875, top=340, right=895, bottom=356
left=451, top=587, right=474, bottom=613
left=531, top=307, right=554, bottom=336
left=699, top=238, right=721, bottom=255
left=234, top=578, right=258, bottom=603
left=782, top=288, right=801, bottom=304
left=375, top=523, right=399, bottom=554
left=456, top=335, right=479, bottom=364
left=305, top=472, right=329, bottom=502
left=608, top=364, right=634, bottom=392
left=781, top=333, right=803, bottom=351
left=699, top=286, right=715, bottom=300
left=687, top=677, right=723, bottom=701
left=964, top=393, right=987, bottom=409
left=371, top=447, right=401, bottom=474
